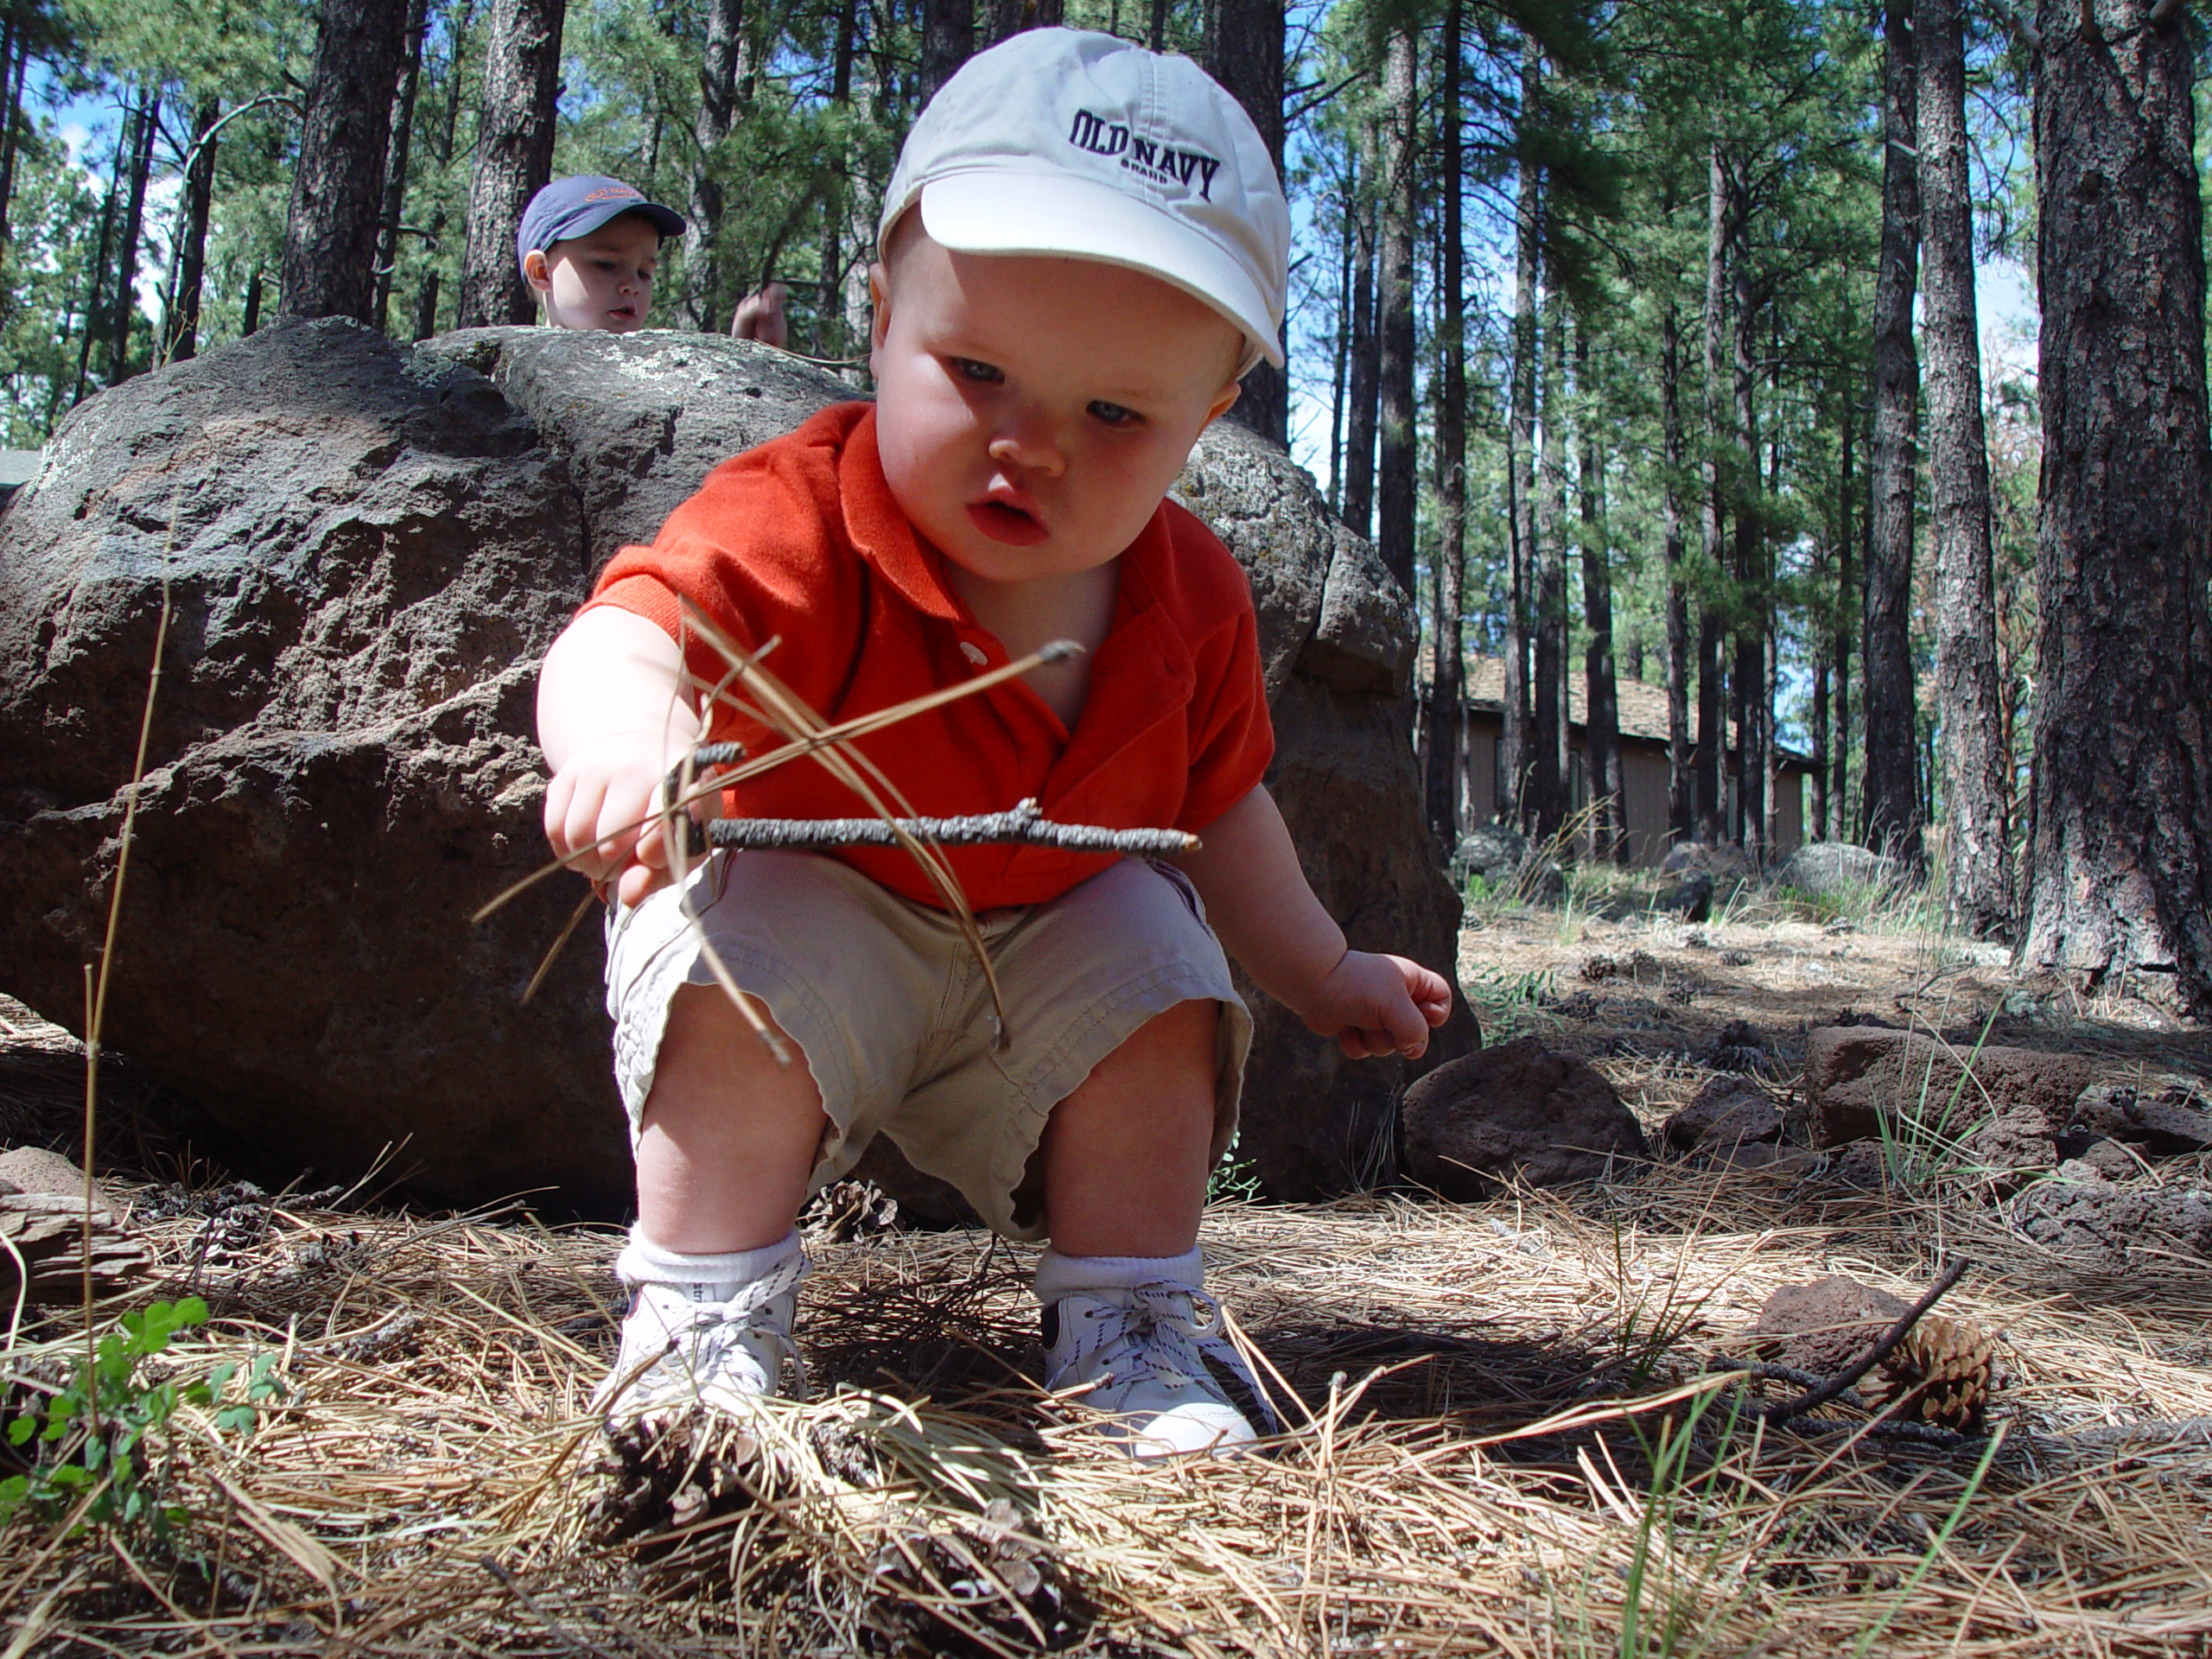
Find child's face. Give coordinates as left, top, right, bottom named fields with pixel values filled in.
left=868, top=225, right=1243, bottom=589
left=524, top=213, right=663, bottom=332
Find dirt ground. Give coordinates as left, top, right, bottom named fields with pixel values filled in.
left=3, top=881, right=2212, bottom=1656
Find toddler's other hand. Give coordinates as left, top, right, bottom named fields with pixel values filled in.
left=1296, top=950, right=1453, bottom=1061
left=729, top=282, right=790, bottom=348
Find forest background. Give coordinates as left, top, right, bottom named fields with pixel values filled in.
left=3, top=0, right=2209, bottom=1014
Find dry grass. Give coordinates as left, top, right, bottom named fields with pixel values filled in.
left=3, top=1161, right=2211, bottom=1656
left=7, top=887, right=2212, bottom=1658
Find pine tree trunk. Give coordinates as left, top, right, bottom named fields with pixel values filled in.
left=1661, top=298, right=1693, bottom=844
left=1529, top=283, right=1568, bottom=842
left=1917, top=0, right=2012, bottom=938
left=678, top=0, right=748, bottom=332
left=1375, top=22, right=1418, bottom=597
left=1425, top=0, right=1467, bottom=851
left=1343, top=181, right=1378, bottom=537
left=105, top=93, right=156, bottom=383
left=1863, top=0, right=1924, bottom=861
left=456, top=0, right=566, bottom=328
left=164, top=96, right=221, bottom=363
left=921, top=0, right=974, bottom=105
left=0, top=21, right=29, bottom=251
left=1832, top=392, right=1857, bottom=838
left=1205, top=0, right=1285, bottom=441
left=284, top=0, right=416, bottom=322
left=372, top=0, right=433, bottom=335
left=71, top=162, right=120, bottom=405
left=2021, top=0, right=2212, bottom=1014
left=1695, top=143, right=1730, bottom=842
left=1328, top=160, right=1354, bottom=517
left=1503, top=41, right=1541, bottom=829
left=1730, top=209, right=1765, bottom=860
left=1579, top=330, right=1624, bottom=863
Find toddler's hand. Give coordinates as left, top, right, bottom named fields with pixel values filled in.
left=1294, top=950, right=1453, bottom=1060
left=543, top=740, right=711, bottom=907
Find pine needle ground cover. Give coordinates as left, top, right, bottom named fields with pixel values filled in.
left=3, top=893, right=2211, bottom=1657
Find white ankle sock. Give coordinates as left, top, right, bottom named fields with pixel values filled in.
left=615, top=1223, right=803, bottom=1300
left=1034, top=1246, right=1204, bottom=1306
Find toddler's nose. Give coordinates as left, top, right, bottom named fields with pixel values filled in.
left=988, top=427, right=1065, bottom=476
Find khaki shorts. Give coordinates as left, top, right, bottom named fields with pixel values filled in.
left=603, top=850, right=1251, bottom=1241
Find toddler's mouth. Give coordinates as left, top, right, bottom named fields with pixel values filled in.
left=968, top=500, right=1048, bottom=546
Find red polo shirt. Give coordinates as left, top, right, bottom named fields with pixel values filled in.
left=586, top=403, right=1274, bottom=911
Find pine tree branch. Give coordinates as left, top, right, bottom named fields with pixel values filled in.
left=705, top=798, right=1198, bottom=857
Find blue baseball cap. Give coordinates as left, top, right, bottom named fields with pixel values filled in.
left=516, top=176, right=686, bottom=273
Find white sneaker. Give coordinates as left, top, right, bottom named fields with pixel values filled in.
left=595, top=1255, right=807, bottom=1421
left=1041, top=1281, right=1271, bottom=1457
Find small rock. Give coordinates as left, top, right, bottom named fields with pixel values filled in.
left=0, top=1145, right=92, bottom=1197
left=1668, top=873, right=1714, bottom=923
left=2011, top=1173, right=2212, bottom=1274
left=2068, top=1138, right=2146, bottom=1181
left=1751, top=1276, right=1911, bottom=1376
left=1771, top=842, right=1902, bottom=898
left=1401, top=1038, right=1651, bottom=1200
left=2070, top=1084, right=2212, bottom=1157
left=1718, top=1143, right=1820, bottom=1174
left=1817, top=1141, right=1894, bottom=1190
left=1662, top=1075, right=1784, bottom=1155
left=1802, top=1027, right=2092, bottom=1154
left=1662, top=842, right=1757, bottom=881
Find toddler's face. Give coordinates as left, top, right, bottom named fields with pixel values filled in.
left=527, top=213, right=663, bottom=332
left=868, top=226, right=1243, bottom=589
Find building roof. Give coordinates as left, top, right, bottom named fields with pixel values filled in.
left=1464, top=654, right=1812, bottom=770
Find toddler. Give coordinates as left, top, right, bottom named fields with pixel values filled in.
left=536, top=29, right=1452, bottom=1456
left=518, top=175, right=684, bottom=332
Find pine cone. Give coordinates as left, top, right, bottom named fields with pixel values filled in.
left=1868, top=1313, right=1998, bottom=1433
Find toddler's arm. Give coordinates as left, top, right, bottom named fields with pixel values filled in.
left=1177, top=785, right=1452, bottom=1059
left=537, top=606, right=707, bottom=906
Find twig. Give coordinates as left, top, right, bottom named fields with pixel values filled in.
left=479, top=1556, right=622, bottom=1659
left=1706, top=1356, right=1870, bottom=1411
left=1760, top=1260, right=1970, bottom=1426
left=705, top=798, right=1198, bottom=856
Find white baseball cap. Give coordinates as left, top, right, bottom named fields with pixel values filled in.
left=879, top=28, right=1290, bottom=373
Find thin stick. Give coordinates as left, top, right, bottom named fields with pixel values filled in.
left=81, top=504, right=176, bottom=1426
left=1761, top=1259, right=1971, bottom=1426
left=520, top=889, right=599, bottom=1005
left=705, top=800, right=1198, bottom=856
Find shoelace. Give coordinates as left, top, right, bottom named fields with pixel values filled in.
left=656, top=1256, right=810, bottom=1401
left=1083, top=1282, right=1277, bottom=1432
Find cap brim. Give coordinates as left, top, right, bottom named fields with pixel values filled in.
left=568, top=200, right=688, bottom=242
left=919, top=174, right=1283, bottom=370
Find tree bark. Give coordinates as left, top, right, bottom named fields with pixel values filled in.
left=0, top=20, right=29, bottom=251
left=1695, top=142, right=1730, bottom=842
left=1863, top=0, right=1924, bottom=861
left=1832, top=389, right=1857, bottom=838
left=1327, top=156, right=1355, bottom=516
left=1529, top=283, right=1569, bottom=842
left=284, top=0, right=415, bottom=322
left=1579, top=329, right=1624, bottom=863
left=1205, top=0, right=1285, bottom=442
left=1343, top=176, right=1378, bottom=538
left=1375, top=22, right=1418, bottom=597
left=163, top=96, right=221, bottom=363
left=105, top=92, right=156, bottom=383
left=456, top=0, right=566, bottom=329
left=1917, top=0, right=2012, bottom=938
left=1425, top=0, right=1467, bottom=852
left=921, top=0, right=975, bottom=104
left=372, top=0, right=433, bottom=335
left=677, top=0, right=748, bottom=332
left=1730, top=190, right=1765, bottom=859
left=1660, top=298, right=1693, bottom=845
left=1503, top=41, right=1541, bottom=829
left=2021, top=0, right=2212, bottom=1014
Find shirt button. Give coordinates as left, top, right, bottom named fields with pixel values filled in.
left=960, top=640, right=989, bottom=666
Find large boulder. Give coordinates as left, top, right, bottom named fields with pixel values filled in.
left=0, top=320, right=1471, bottom=1212
left=1801, top=1026, right=2092, bottom=1179
left=1771, top=842, right=1901, bottom=897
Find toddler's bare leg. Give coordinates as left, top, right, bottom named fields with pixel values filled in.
left=634, top=982, right=830, bottom=1253
left=1035, top=998, right=1218, bottom=1258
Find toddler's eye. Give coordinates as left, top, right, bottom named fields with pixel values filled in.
left=1089, top=400, right=1140, bottom=427
left=950, top=358, right=1004, bottom=385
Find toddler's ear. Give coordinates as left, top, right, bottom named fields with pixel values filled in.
left=522, top=250, right=552, bottom=295
left=1204, top=378, right=1242, bottom=427
left=866, top=263, right=892, bottom=361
